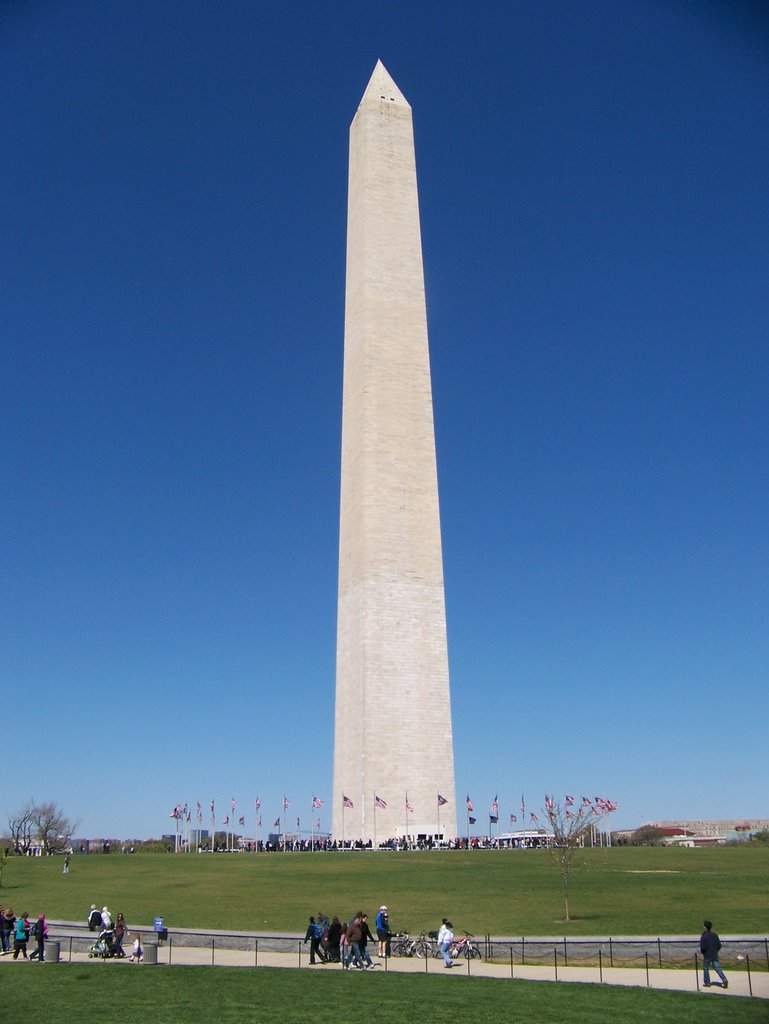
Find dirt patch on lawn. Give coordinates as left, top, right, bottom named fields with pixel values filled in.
left=624, top=869, right=681, bottom=874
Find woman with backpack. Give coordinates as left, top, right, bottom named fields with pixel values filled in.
left=29, top=914, right=48, bottom=961
left=13, top=912, right=30, bottom=959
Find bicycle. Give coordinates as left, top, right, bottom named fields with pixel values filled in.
left=392, top=930, right=434, bottom=958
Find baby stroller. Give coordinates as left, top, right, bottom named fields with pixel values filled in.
left=89, top=928, right=120, bottom=959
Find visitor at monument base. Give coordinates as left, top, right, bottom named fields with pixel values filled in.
left=88, top=904, right=102, bottom=931
left=700, top=920, right=728, bottom=988
left=326, top=916, right=342, bottom=962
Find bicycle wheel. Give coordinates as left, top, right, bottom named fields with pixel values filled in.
left=415, top=940, right=432, bottom=958
left=465, top=943, right=482, bottom=960
left=391, top=941, right=410, bottom=958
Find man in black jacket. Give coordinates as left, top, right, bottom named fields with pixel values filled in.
left=700, top=920, right=728, bottom=989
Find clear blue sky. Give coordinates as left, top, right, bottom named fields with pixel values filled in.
left=3, top=1, right=768, bottom=840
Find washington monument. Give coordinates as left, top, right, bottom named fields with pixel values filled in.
left=332, top=62, right=457, bottom=843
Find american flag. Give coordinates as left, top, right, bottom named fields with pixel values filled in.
left=565, top=795, right=574, bottom=806
left=255, top=797, right=261, bottom=811
left=530, top=812, right=538, bottom=822
left=545, top=796, right=554, bottom=810
left=466, top=795, right=474, bottom=812
left=491, top=795, right=499, bottom=815
left=375, top=795, right=387, bottom=809
left=273, top=817, right=280, bottom=828
left=223, top=815, right=229, bottom=826
left=231, top=797, right=236, bottom=813
left=521, top=794, right=526, bottom=815
left=257, top=817, right=262, bottom=827
left=210, top=800, right=215, bottom=815
left=582, top=796, right=592, bottom=806
left=510, top=814, right=517, bottom=823
left=283, top=796, right=289, bottom=811
left=406, top=797, right=414, bottom=813
left=437, top=794, right=448, bottom=806
left=196, top=801, right=202, bottom=823
left=169, top=806, right=180, bottom=819
left=566, top=810, right=575, bottom=818
left=238, top=816, right=245, bottom=826
left=312, top=796, right=323, bottom=809
left=343, top=795, right=354, bottom=809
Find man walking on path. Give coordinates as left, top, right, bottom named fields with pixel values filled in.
left=700, top=920, right=728, bottom=989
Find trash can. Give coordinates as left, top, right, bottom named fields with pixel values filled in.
left=143, top=941, right=158, bottom=965
left=45, top=940, right=61, bottom=963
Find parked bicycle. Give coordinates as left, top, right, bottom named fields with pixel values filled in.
left=391, top=930, right=434, bottom=958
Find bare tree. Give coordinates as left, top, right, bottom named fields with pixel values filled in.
left=544, top=795, right=617, bottom=922
left=33, top=802, right=79, bottom=854
left=8, top=800, right=36, bottom=855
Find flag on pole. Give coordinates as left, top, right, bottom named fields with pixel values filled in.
left=255, top=797, right=261, bottom=810
left=489, top=814, right=498, bottom=824
left=343, top=795, right=354, bottom=808
left=491, top=795, right=499, bottom=816
left=468, top=816, right=477, bottom=825
left=530, top=812, right=538, bottom=822
left=521, top=794, right=526, bottom=815
left=196, top=801, right=202, bottom=823
left=510, top=814, right=517, bottom=823
left=582, top=796, right=592, bottom=806
left=296, top=817, right=300, bottom=829
left=375, top=795, right=387, bottom=809
left=273, top=817, right=280, bottom=828
left=257, top=816, right=262, bottom=827
left=565, top=795, right=574, bottom=806
left=283, top=796, right=289, bottom=811
left=223, top=815, right=229, bottom=826
left=437, top=794, right=448, bottom=806
left=406, top=796, right=414, bottom=813
left=210, top=800, right=215, bottom=815
left=312, top=796, right=323, bottom=809
left=466, top=794, right=474, bottom=812
left=231, top=797, right=236, bottom=813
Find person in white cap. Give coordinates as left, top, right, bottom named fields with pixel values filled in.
left=375, top=905, right=390, bottom=957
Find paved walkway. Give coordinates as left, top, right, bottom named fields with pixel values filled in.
left=2, top=925, right=765, bottom=999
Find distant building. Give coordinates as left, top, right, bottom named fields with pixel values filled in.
left=613, top=818, right=769, bottom=846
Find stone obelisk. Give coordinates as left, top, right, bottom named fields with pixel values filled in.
left=332, top=62, right=457, bottom=843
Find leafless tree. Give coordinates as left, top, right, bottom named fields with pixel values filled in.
left=32, top=802, right=79, bottom=854
left=544, top=796, right=617, bottom=922
left=8, top=800, right=36, bottom=855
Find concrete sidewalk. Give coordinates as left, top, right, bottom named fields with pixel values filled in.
left=4, top=936, right=766, bottom=999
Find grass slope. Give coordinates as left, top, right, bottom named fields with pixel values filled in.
left=2, top=966, right=767, bottom=1024
left=2, top=846, right=767, bottom=935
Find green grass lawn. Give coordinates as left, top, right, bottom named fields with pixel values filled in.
left=2, top=845, right=767, bottom=935
left=2, top=966, right=767, bottom=1024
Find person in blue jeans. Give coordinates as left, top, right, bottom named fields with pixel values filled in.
left=438, top=918, right=454, bottom=967
left=700, top=920, right=728, bottom=989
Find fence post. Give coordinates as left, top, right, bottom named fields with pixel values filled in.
left=746, top=953, right=752, bottom=997
left=657, top=937, right=662, bottom=968
left=563, top=936, right=568, bottom=966
left=695, top=952, right=700, bottom=992
left=764, top=939, right=768, bottom=971
left=168, top=935, right=172, bottom=965
left=424, top=947, right=428, bottom=973
left=554, top=948, right=558, bottom=982
left=599, top=948, right=603, bottom=984
left=522, top=935, right=525, bottom=965
left=510, top=946, right=514, bottom=979
left=609, top=937, right=613, bottom=968
left=645, top=950, right=650, bottom=987
left=69, top=936, right=73, bottom=962
left=298, top=940, right=302, bottom=967
left=254, top=938, right=258, bottom=968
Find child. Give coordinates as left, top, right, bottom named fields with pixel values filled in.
left=128, top=933, right=143, bottom=962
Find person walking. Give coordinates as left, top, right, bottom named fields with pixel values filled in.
left=304, top=916, right=327, bottom=965
left=87, top=905, right=102, bottom=931
left=13, top=912, right=30, bottom=959
left=29, top=914, right=48, bottom=961
left=358, top=913, right=376, bottom=967
left=700, top=920, right=728, bottom=989
left=62, top=854, right=70, bottom=875
left=1, top=908, right=15, bottom=953
left=438, top=918, right=455, bottom=968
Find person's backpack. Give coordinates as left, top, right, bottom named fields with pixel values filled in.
left=32, top=919, right=44, bottom=939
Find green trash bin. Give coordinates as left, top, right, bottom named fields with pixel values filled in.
left=144, top=942, right=158, bottom=965
left=45, top=940, right=61, bottom=962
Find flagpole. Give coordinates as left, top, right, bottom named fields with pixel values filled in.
left=437, top=795, right=441, bottom=843
left=342, top=799, right=346, bottom=850
left=373, top=793, right=377, bottom=850
left=311, top=800, right=314, bottom=852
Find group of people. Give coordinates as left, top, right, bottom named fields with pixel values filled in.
left=1, top=907, right=48, bottom=961
left=87, top=905, right=143, bottom=961
left=304, top=906, right=397, bottom=969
